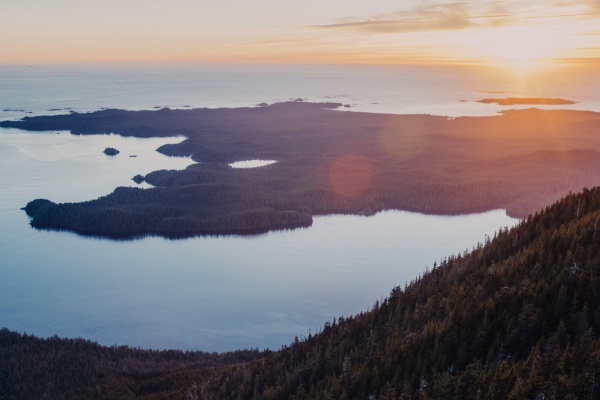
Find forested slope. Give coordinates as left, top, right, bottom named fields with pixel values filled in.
left=0, top=330, right=268, bottom=399
left=184, top=187, right=600, bottom=399
left=3, top=102, right=600, bottom=237
left=4, top=187, right=600, bottom=399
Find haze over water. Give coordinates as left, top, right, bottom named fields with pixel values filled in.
left=2, top=64, right=594, bottom=351
left=2, top=64, right=600, bottom=120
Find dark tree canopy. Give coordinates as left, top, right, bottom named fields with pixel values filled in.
left=103, top=147, right=120, bottom=156
left=3, top=102, right=600, bottom=237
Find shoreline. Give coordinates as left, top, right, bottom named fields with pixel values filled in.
left=4, top=101, right=600, bottom=239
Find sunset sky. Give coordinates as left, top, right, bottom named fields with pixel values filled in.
left=2, top=0, right=599, bottom=67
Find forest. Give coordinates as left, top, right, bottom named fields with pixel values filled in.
left=3, top=187, right=600, bottom=398
left=2, top=101, right=600, bottom=237
left=476, top=97, right=577, bottom=105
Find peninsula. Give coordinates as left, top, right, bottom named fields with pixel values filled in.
left=2, top=101, right=600, bottom=237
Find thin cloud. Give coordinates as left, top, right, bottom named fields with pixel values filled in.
left=315, top=1, right=599, bottom=34
left=316, top=3, right=514, bottom=34
left=557, top=56, right=600, bottom=63
left=586, top=0, right=600, bottom=11
left=526, top=0, right=600, bottom=19
left=257, top=38, right=324, bottom=46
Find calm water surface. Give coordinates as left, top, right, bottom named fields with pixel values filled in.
left=2, top=64, right=599, bottom=120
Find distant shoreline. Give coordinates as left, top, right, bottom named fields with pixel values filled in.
left=477, top=97, right=577, bottom=106
left=3, top=101, right=600, bottom=238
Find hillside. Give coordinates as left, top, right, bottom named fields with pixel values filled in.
left=3, top=187, right=600, bottom=399
left=3, top=102, right=600, bottom=237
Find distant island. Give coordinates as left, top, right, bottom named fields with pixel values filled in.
left=477, top=97, right=577, bottom=105
left=2, top=102, right=600, bottom=237
left=103, top=147, right=120, bottom=156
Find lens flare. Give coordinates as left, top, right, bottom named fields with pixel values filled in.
left=329, top=153, right=372, bottom=197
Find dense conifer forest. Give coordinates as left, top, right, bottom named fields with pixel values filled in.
left=4, top=187, right=600, bottom=399
left=3, top=102, right=600, bottom=237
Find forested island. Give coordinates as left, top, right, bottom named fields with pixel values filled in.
left=103, top=147, right=120, bottom=156
left=477, top=97, right=577, bottom=105
left=2, top=101, right=600, bottom=237
left=3, top=187, right=600, bottom=399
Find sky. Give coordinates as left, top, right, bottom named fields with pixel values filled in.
left=1, top=0, right=599, bottom=67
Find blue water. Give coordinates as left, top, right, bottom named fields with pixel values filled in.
left=3, top=63, right=592, bottom=351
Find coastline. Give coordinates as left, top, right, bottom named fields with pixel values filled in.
left=4, top=101, right=600, bottom=238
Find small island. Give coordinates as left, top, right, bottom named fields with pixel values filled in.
left=132, top=174, right=144, bottom=184
left=2, top=101, right=600, bottom=238
left=477, top=97, right=577, bottom=106
left=103, top=147, right=120, bottom=156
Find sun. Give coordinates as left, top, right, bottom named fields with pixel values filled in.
left=487, top=27, right=557, bottom=72
left=460, top=25, right=566, bottom=74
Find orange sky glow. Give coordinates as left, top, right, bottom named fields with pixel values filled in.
left=1, top=0, right=599, bottom=72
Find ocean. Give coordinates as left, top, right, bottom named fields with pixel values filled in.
left=3, top=63, right=599, bottom=121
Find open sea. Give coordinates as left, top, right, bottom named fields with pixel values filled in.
left=1, top=63, right=596, bottom=351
